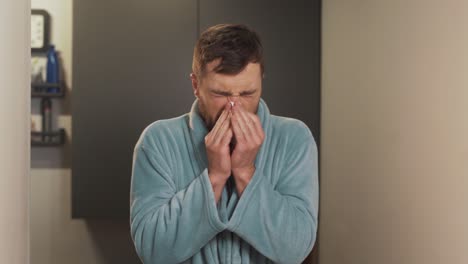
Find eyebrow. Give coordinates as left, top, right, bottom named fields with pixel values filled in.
left=209, top=88, right=257, bottom=96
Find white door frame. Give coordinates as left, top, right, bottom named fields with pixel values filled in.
left=0, top=0, right=30, bottom=263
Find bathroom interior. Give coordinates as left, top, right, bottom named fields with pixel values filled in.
left=1, top=0, right=468, bottom=263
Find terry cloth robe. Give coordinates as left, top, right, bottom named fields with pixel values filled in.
left=130, top=98, right=319, bottom=264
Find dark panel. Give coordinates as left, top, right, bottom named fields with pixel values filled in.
left=199, top=0, right=321, bottom=144
left=72, top=0, right=197, bottom=218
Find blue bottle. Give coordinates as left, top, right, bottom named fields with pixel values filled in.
left=46, top=45, right=60, bottom=93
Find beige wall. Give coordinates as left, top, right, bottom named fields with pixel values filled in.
left=29, top=0, right=95, bottom=263
left=0, top=0, right=30, bottom=263
left=320, top=1, right=468, bottom=263
left=30, top=1, right=139, bottom=264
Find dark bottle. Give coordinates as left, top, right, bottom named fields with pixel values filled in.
left=41, top=98, right=52, bottom=142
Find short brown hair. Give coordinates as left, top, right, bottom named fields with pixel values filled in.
left=192, top=24, right=264, bottom=79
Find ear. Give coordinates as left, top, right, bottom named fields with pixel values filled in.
left=190, top=73, right=200, bottom=98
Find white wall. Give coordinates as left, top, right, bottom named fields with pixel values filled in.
left=320, top=1, right=468, bottom=263
left=0, top=0, right=30, bottom=263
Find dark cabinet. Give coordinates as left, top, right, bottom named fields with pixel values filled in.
left=72, top=0, right=198, bottom=218
left=72, top=0, right=320, bottom=220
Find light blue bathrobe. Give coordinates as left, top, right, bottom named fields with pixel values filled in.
left=130, top=98, right=319, bottom=264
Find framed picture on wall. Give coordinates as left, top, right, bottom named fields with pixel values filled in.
left=31, top=9, right=50, bottom=53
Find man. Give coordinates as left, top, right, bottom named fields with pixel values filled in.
left=130, top=24, right=319, bottom=264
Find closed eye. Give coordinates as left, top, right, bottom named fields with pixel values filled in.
left=212, top=93, right=228, bottom=97
left=240, top=91, right=256, bottom=97
left=209, top=89, right=257, bottom=97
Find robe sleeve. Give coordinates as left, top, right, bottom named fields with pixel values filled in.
left=130, top=144, right=227, bottom=264
left=226, top=124, right=319, bottom=264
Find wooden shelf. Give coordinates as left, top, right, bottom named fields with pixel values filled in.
left=31, top=128, right=66, bottom=146
left=31, top=82, right=65, bottom=97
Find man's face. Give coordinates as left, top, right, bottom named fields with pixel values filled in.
left=191, top=59, right=263, bottom=131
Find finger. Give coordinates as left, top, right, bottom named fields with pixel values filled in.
left=235, top=105, right=260, bottom=143
left=209, top=103, right=231, bottom=140
left=208, top=109, right=227, bottom=141
left=220, top=128, right=233, bottom=146
left=233, top=103, right=258, bottom=140
left=214, top=111, right=232, bottom=145
left=246, top=112, right=264, bottom=139
left=233, top=112, right=249, bottom=140
left=212, top=104, right=232, bottom=141
left=231, top=112, right=246, bottom=142
left=237, top=101, right=264, bottom=139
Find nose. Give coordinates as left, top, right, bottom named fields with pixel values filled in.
left=228, top=95, right=240, bottom=104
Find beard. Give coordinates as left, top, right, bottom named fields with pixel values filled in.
left=197, top=100, right=216, bottom=131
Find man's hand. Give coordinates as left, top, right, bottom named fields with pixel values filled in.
left=205, top=102, right=233, bottom=203
left=230, top=101, right=265, bottom=196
